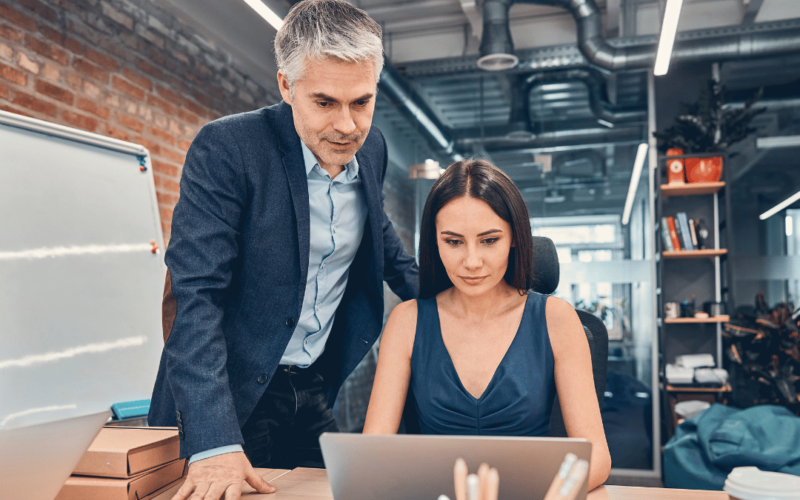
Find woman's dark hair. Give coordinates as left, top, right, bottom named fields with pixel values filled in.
left=418, top=158, right=534, bottom=299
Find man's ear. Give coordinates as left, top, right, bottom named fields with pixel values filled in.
left=277, top=70, right=292, bottom=105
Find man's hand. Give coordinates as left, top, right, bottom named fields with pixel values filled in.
left=172, top=452, right=276, bottom=500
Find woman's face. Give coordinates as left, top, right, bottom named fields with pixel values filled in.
left=435, top=196, right=514, bottom=297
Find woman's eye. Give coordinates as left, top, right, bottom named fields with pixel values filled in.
left=445, top=239, right=462, bottom=246
left=482, top=238, right=498, bottom=245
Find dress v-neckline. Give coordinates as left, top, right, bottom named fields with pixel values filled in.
left=433, top=294, right=530, bottom=401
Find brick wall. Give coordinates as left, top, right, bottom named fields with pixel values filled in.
left=0, top=0, right=279, bottom=243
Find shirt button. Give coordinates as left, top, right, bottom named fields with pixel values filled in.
left=333, top=226, right=336, bottom=233
left=321, top=263, right=325, bottom=269
left=257, top=373, right=268, bottom=384
left=315, top=304, right=320, bottom=310
left=286, top=317, right=295, bottom=327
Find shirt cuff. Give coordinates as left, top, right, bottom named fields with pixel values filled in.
left=188, top=444, right=244, bottom=465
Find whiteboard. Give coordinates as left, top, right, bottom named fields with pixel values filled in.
left=0, top=111, right=166, bottom=430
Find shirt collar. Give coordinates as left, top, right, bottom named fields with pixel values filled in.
left=300, top=140, right=360, bottom=181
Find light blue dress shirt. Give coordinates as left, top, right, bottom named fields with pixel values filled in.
left=189, top=140, right=368, bottom=465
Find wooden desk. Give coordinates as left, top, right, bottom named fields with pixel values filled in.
left=153, top=467, right=728, bottom=499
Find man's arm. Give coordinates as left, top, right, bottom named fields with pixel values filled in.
left=163, top=121, right=246, bottom=457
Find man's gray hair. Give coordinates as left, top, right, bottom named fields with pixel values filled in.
left=275, top=0, right=384, bottom=90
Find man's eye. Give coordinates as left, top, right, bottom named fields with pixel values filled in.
left=355, top=100, right=369, bottom=107
left=317, top=101, right=331, bottom=108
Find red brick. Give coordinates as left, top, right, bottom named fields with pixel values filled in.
left=73, top=58, right=109, bottom=83
left=25, top=35, right=70, bottom=65
left=136, top=58, right=163, bottom=80
left=176, top=107, right=199, bottom=126
left=35, top=79, right=74, bottom=104
left=122, top=67, right=152, bottom=92
left=140, top=138, right=162, bottom=156
left=61, top=109, right=98, bottom=131
left=64, top=72, right=83, bottom=92
left=155, top=84, right=181, bottom=104
left=0, top=4, right=37, bottom=31
left=104, top=123, right=131, bottom=142
left=0, top=23, right=24, bottom=43
left=76, top=96, right=110, bottom=119
left=12, top=91, right=57, bottom=116
left=163, top=148, right=185, bottom=165
left=84, top=47, right=118, bottom=71
left=156, top=190, right=179, bottom=206
left=159, top=206, right=174, bottom=221
left=0, top=62, right=26, bottom=85
left=191, top=90, right=213, bottom=109
left=38, top=24, right=82, bottom=54
left=178, top=140, right=191, bottom=151
left=0, top=82, right=8, bottom=99
left=183, top=97, right=206, bottom=117
left=0, top=104, right=32, bottom=117
left=147, top=93, right=173, bottom=115
left=118, top=113, right=145, bottom=133
left=112, top=75, right=145, bottom=100
left=147, top=48, right=174, bottom=72
left=17, top=0, right=58, bottom=24
left=152, top=159, right=179, bottom=178
left=149, top=127, right=175, bottom=146
left=154, top=172, right=180, bottom=192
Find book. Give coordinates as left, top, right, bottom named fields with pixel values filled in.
left=676, top=212, right=694, bottom=251
left=661, top=217, right=674, bottom=252
left=667, top=217, right=682, bottom=251
left=689, top=218, right=699, bottom=247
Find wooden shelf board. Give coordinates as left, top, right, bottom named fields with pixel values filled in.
left=661, top=182, right=725, bottom=196
left=666, top=384, right=731, bottom=393
left=664, top=315, right=730, bottom=324
left=663, top=249, right=728, bottom=259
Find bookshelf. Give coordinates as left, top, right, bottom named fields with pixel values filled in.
left=664, top=315, right=730, bottom=324
left=662, top=249, right=728, bottom=259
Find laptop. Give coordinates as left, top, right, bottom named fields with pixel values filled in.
left=320, top=433, right=592, bottom=500
left=0, top=410, right=112, bottom=500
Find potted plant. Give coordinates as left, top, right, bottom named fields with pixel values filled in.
left=654, top=79, right=765, bottom=183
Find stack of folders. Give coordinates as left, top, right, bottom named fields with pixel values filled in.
left=55, top=427, right=185, bottom=500
left=661, top=212, right=702, bottom=251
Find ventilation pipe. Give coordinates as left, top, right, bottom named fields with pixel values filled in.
left=479, top=0, right=800, bottom=72
left=478, top=0, right=519, bottom=71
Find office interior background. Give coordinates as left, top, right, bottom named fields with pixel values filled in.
left=1, top=0, right=800, bottom=487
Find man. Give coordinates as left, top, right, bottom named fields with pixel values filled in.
left=147, top=1, right=419, bottom=498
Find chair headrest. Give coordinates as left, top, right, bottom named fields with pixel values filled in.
left=531, top=236, right=559, bottom=295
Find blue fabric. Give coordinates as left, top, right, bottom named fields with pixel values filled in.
left=188, top=444, right=243, bottom=465
left=664, top=403, right=800, bottom=490
left=148, top=101, right=419, bottom=459
left=410, top=292, right=556, bottom=436
left=281, top=142, right=367, bottom=367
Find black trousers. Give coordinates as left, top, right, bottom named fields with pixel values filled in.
left=241, top=364, right=338, bottom=469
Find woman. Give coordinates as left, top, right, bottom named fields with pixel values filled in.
left=363, top=159, right=611, bottom=489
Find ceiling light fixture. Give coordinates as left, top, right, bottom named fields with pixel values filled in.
left=241, top=0, right=283, bottom=30
left=622, top=143, right=649, bottom=225
left=654, top=0, right=684, bottom=76
left=760, top=189, right=800, bottom=220
left=757, top=136, right=800, bottom=149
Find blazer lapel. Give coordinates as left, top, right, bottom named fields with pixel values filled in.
left=355, top=148, right=383, bottom=290
left=274, top=102, right=311, bottom=287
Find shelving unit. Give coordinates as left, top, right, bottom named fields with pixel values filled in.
left=664, top=315, right=730, bottom=324
left=662, top=249, right=728, bottom=259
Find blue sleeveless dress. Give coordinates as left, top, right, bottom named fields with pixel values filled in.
left=410, top=292, right=556, bottom=436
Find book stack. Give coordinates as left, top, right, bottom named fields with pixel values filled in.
left=661, top=212, right=704, bottom=251
left=55, top=427, right=185, bottom=500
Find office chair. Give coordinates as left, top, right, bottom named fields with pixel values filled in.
left=400, top=236, right=608, bottom=435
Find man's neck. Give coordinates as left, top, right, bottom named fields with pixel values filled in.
left=315, top=155, right=345, bottom=179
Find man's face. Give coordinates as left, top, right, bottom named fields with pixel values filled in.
left=278, top=58, right=376, bottom=170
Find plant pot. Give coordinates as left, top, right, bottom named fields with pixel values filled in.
left=685, top=156, right=723, bottom=183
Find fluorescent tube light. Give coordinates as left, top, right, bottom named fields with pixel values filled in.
left=654, top=0, right=684, bottom=76
left=760, top=190, right=800, bottom=220
left=622, top=144, right=649, bottom=225
left=757, top=136, right=800, bottom=149
left=242, top=0, right=283, bottom=30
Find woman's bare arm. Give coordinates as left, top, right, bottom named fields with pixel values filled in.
left=546, top=296, right=612, bottom=490
left=362, top=300, right=418, bottom=434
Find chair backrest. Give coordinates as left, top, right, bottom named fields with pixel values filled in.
left=399, top=236, right=608, bottom=435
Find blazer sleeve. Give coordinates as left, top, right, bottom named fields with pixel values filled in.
left=376, top=130, right=420, bottom=301
left=162, top=121, right=247, bottom=457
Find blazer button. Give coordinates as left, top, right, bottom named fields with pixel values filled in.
left=257, top=373, right=268, bottom=384
left=286, top=317, right=295, bottom=327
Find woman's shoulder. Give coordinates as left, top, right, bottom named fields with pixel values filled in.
left=383, top=299, right=420, bottom=358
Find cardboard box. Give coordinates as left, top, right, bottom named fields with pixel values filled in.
left=55, top=458, right=185, bottom=500
left=72, top=427, right=180, bottom=478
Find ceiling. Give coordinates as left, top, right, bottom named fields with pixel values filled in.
left=160, top=0, right=800, bottom=219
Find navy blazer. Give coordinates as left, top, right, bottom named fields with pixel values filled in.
left=148, top=102, right=419, bottom=458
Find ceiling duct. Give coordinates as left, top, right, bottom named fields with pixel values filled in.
left=478, top=0, right=519, bottom=71
left=478, top=0, right=800, bottom=72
